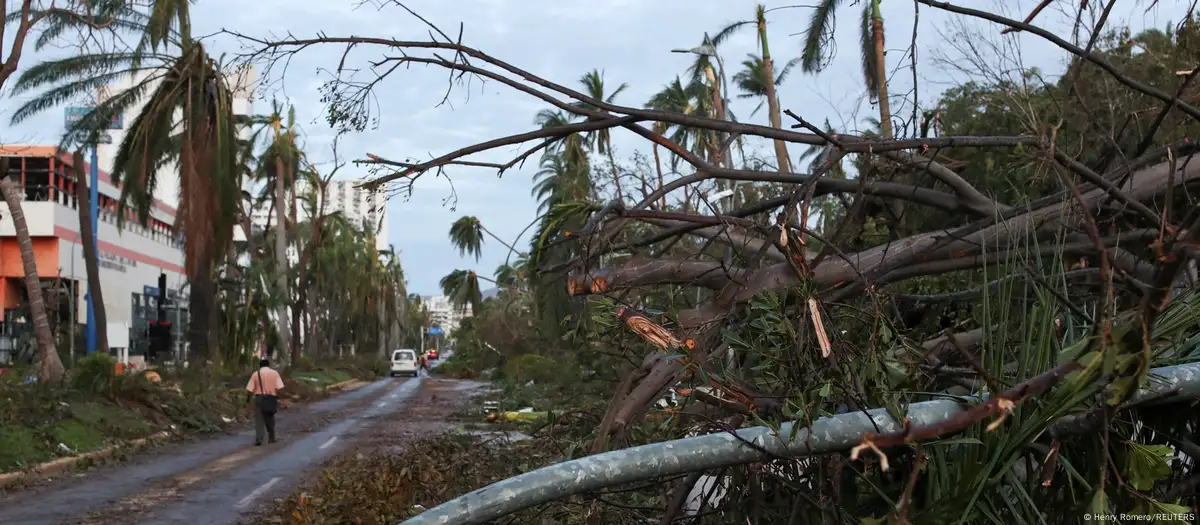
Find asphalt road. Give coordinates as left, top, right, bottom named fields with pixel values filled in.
left=0, top=374, right=426, bottom=525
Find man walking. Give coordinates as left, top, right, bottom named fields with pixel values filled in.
left=245, top=358, right=285, bottom=446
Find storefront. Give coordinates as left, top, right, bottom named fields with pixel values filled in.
left=0, top=145, right=189, bottom=364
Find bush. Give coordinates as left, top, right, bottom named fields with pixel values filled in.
left=72, top=353, right=117, bottom=394
left=503, top=354, right=562, bottom=384
left=436, top=353, right=479, bottom=379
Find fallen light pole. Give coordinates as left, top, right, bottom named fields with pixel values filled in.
left=400, top=361, right=1200, bottom=525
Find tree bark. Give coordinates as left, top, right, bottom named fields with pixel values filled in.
left=0, top=171, right=65, bottom=381
left=287, top=160, right=301, bottom=362
left=273, top=155, right=291, bottom=362
left=652, top=144, right=667, bottom=210
left=577, top=155, right=1197, bottom=444
left=871, top=3, right=893, bottom=140
left=758, top=10, right=792, bottom=175
left=71, top=152, right=109, bottom=355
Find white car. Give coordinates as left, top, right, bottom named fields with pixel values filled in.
left=390, top=349, right=419, bottom=377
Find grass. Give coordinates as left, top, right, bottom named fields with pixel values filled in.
left=0, top=354, right=387, bottom=475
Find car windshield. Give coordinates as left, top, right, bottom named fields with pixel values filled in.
left=393, top=351, right=415, bottom=361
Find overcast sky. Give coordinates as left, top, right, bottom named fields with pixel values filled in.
left=2, top=0, right=1192, bottom=295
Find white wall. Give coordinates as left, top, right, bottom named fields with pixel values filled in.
left=55, top=202, right=187, bottom=328
left=0, top=201, right=56, bottom=236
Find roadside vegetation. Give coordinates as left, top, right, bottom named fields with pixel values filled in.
left=0, top=353, right=384, bottom=476
left=2, top=0, right=1200, bottom=523
left=247, top=2, right=1200, bottom=523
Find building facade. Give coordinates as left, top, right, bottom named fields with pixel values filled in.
left=0, top=146, right=187, bottom=363
left=0, top=63, right=256, bottom=364
left=424, top=295, right=472, bottom=337
left=249, top=177, right=391, bottom=251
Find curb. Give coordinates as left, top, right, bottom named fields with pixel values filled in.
left=0, top=377, right=370, bottom=489
left=0, top=430, right=172, bottom=489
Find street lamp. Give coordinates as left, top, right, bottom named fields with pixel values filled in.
left=671, top=34, right=737, bottom=204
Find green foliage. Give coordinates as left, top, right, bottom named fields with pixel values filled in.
left=71, top=353, right=117, bottom=394
left=503, top=354, right=560, bottom=385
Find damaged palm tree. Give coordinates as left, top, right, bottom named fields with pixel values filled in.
left=241, top=2, right=1200, bottom=522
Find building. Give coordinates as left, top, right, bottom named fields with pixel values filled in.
left=96, top=63, right=258, bottom=210
left=248, top=177, right=391, bottom=252
left=0, top=63, right=257, bottom=364
left=424, top=295, right=472, bottom=336
left=0, top=146, right=187, bottom=363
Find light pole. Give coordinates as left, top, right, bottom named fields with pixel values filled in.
left=672, top=35, right=738, bottom=205
left=66, top=106, right=108, bottom=356
left=84, top=141, right=99, bottom=355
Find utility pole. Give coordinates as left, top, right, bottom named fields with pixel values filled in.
left=85, top=142, right=98, bottom=355
left=66, top=105, right=110, bottom=356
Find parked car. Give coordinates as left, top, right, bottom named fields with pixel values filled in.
left=426, top=348, right=439, bottom=360
left=390, top=349, right=419, bottom=377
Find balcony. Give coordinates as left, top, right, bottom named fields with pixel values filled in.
left=3, top=156, right=183, bottom=251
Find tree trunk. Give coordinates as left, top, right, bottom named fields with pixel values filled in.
left=871, top=3, right=893, bottom=140
left=187, top=256, right=215, bottom=367
left=652, top=144, right=667, bottom=210
left=869, top=3, right=902, bottom=228
left=273, top=156, right=291, bottom=362
left=607, top=148, right=624, bottom=203
left=0, top=173, right=65, bottom=381
left=287, top=162, right=301, bottom=362
left=758, top=12, right=792, bottom=175
left=71, top=152, right=109, bottom=355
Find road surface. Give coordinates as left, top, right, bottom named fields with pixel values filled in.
left=0, top=374, right=427, bottom=525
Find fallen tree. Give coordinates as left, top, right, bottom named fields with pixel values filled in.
left=238, top=1, right=1200, bottom=522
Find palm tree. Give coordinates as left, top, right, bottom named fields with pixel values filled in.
left=12, top=2, right=250, bottom=365
left=732, top=55, right=799, bottom=117
left=800, top=0, right=893, bottom=139
left=718, top=5, right=797, bottom=173
left=0, top=161, right=65, bottom=381
left=439, top=269, right=492, bottom=314
left=573, top=69, right=628, bottom=201
left=248, top=101, right=302, bottom=361
left=449, top=216, right=523, bottom=261
left=68, top=152, right=110, bottom=355
left=646, top=76, right=713, bottom=211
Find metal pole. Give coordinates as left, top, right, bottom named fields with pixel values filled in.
left=85, top=142, right=99, bottom=354
left=399, top=362, right=1200, bottom=525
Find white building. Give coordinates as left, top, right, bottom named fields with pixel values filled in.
left=96, top=63, right=258, bottom=210
left=248, top=177, right=391, bottom=252
left=0, top=145, right=188, bottom=363
left=424, top=295, right=472, bottom=336
left=0, top=64, right=257, bottom=364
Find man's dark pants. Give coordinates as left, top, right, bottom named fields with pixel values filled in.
left=253, top=395, right=276, bottom=444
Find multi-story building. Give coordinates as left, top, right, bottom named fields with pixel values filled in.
left=424, top=295, right=472, bottom=337
left=0, top=64, right=256, bottom=364
left=0, top=146, right=187, bottom=364
left=248, top=177, right=391, bottom=251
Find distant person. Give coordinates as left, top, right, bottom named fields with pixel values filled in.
left=245, top=358, right=285, bottom=446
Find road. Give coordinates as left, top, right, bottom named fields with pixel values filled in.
left=0, top=373, right=430, bottom=525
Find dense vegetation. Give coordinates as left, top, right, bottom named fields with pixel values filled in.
left=250, top=2, right=1200, bottom=523
left=3, top=0, right=1200, bottom=523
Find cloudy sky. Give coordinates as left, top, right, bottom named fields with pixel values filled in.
left=2, top=0, right=1192, bottom=295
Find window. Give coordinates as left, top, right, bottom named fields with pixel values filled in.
left=393, top=350, right=415, bottom=361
